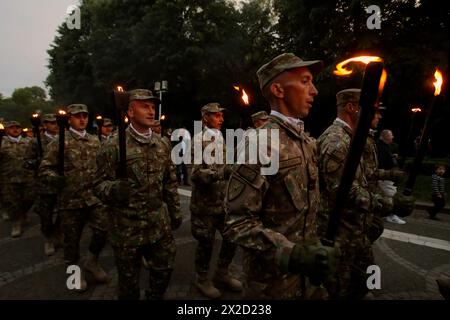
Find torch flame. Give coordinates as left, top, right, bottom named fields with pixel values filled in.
left=334, top=56, right=383, bottom=76
left=116, top=86, right=124, bottom=92
left=32, top=113, right=39, bottom=118
left=96, top=115, right=102, bottom=120
left=411, top=107, right=422, bottom=113
left=58, top=110, right=66, bottom=115
left=433, top=69, right=443, bottom=96
left=233, top=85, right=240, bottom=91
left=160, top=115, right=166, bottom=121
left=0, top=123, right=4, bottom=130
left=124, top=116, right=129, bottom=123
left=23, top=128, right=29, bottom=132
left=242, top=89, right=250, bottom=105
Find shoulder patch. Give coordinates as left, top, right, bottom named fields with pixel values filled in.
left=227, top=176, right=245, bottom=201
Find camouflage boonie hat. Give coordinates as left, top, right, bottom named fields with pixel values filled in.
left=251, top=111, right=269, bottom=120
left=42, top=114, right=56, bottom=122
left=67, top=104, right=89, bottom=115
left=103, top=118, right=113, bottom=126
left=257, top=53, right=323, bottom=90
left=5, top=121, right=22, bottom=128
left=336, top=89, right=361, bottom=107
left=128, top=89, right=160, bottom=103
left=201, top=103, right=226, bottom=116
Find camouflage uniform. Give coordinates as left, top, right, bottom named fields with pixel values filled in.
left=225, top=114, right=320, bottom=299
left=190, top=126, right=237, bottom=276
left=317, top=118, right=375, bottom=299
left=39, top=122, right=108, bottom=265
left=94, top=91, right=180, bottom=300
left=0, top=125, right=35, bottom=227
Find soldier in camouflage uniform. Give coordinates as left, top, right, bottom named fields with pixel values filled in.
left=251, top=111, right=269, bottom=128
left=224, top=53, right=338, bottom=299
left=26, top=114, right=62, bottom=255
left=100, top=118, right=114, bottom=142
left=0, top=121, right=35, bottom=237
left=94, top=89, right=181, bottom=300
left=190, top=103, right=242, bottom=299
left=317, top=88, right=381, bottom=299
left=39, top=104, right=109, bottom=292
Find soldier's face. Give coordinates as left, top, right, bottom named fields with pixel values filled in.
left=276, top=67, right=318, bottom=118
left=128, top=100, right=156, bottom=129
left=203, top=112, right=224, bottom=130
left=151, top=125, right=162, bottom=134
left=44, top=121, right=58, bottom=135
left=101, top=125, right=113, bottom=136
left=69, top=113, right=89, bottom=131
left=6, top=126, right=22, bottom=137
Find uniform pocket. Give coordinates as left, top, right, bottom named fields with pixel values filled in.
left=283, top=170, right=307, bottom=212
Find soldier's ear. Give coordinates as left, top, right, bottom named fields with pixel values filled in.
left=270, top=82, right=284, bottom=99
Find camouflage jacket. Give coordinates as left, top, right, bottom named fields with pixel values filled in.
left=224, top=115, right=319, bottom=285
left=0, top=135, right=34, bottom=184
left=190, top=128, right=230, bottom=215
left=25, top=132, right=57, bottom=170
left=316, top=119, right=373, bottom=245
left=94, top=127, right=180, bottom=248
left=39, top=129, right=101, bottom=209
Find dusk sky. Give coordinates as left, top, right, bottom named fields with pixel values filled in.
left=0, top=0, right=78, bottom=97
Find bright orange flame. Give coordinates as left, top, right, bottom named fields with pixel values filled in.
left=334, top=56, right=383, bottom=76
left=124, top=116, right=129, bottom=123
left=160, top=115, right=166, bottom=121
left=23, top=128, right=29, bottom=132
left=32, top=113, right=39, bottom=118
left=433, top=69, right=443, bottom=96
left=0, top=123, right=4, bottom=130
left=116, top=86, right=124, bottom=92
left=411, top=107, right=422, bottom=113
left=96, top=115, right=102, bottom=120
left=242, top=89, right=250, bottom=105
left=233, top=85, right=240, bottom=91
left=58, top=110, right=66, bottom=115
left=378, top=69, right=388, bottom=93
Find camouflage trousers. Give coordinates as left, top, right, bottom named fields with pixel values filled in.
left=191, top=212, right=237, bottom=274
left=325, top=242, right=374, bottom=300
left=1, top=183, right=34, bottom=222
left=33, top=194, right=60, bottom=239
left=59, top=204, right=108, bottom=265
left=113, top=231, right=176, bottom=300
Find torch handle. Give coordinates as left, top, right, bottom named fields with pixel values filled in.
left=322, top=61, right=385, bottom=246
left=33, top=126, right=43, bottom=158
left=112, top=91, right=129, bottom=179
left=403, top=97, right=437, bottom=196
left=57, top=126, right=65, bottom=176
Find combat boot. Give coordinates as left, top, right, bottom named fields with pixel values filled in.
left=213, top=268, right=243, bottom=292
left=44, top=240, right=55, bottom=256
left=195, top=272, right=221, bottom=299
left=84, top=254, right=108, bottom=283
left=11, top=221, right=22, bottom=238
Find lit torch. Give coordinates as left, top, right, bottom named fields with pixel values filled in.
left=0, top=123, right=5, bottom=151
left=322, top=56, right=386, bottom=247
left=403, top=69, right=444, bottom=198
left=30, top=112, right=43, bottom=157
left=95, top=115, right=104, bottom=141
left=112, top=85, right=129, bottom=179
left=234, top=85, right=251, bottom=128
left=56, top=110, right=69, bottom=176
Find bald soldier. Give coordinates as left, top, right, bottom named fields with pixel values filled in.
left=94, top=89, right=181, bottom=300
left=0, top=121, right=35, bottom=237
left=225, top=53, right=338, bottom=299
left=39, top=104, right=109, bottom=291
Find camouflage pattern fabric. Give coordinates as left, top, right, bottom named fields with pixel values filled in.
left=316, top=119, right=374, bottom=299
left=224, top=115, right=320, bottom=299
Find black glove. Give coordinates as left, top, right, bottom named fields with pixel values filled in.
left=171, top=216, right=183, bottom=231
left=110, top=180, right=131, bottom=207
left=288, top=241, right=339, bottom=286
left=47, top=175, right=65, bottom=188
left=368, top=215, right=384, bottom=243
left=393, top=193, right=415, bottom=217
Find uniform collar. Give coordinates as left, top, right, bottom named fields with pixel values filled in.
left=128, top=126, right=156, bottom=145
left=269, top=111, right=304, bottom=138
left=69, top=127, right=87, bottom=139
left=45, top=132, right=57, bottom=140
left=333, top=118, right=353, bottom=136
left=6, top=135, right=22, bottom=143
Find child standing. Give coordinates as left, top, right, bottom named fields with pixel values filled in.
left=429, top=165, right=446, bottom=220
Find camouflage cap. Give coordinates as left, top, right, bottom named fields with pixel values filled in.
left=336, top=88, right=361, bottom=107
left=42, top=114, right=56, bottom=122
left=201, top=102, right=226, bottom=116
left=5, top=121, right=22, bottom=128
left=251, top=111, right=269, bottom=120
left=67, top=104, right=89, bottom=115
left=256, top=53, right=323, bottom=90
left=128, top=89, right=160, bottom=103
left=103, top=118, right=113, bottom=126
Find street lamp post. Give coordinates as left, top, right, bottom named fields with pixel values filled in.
left=154, top=80, right=168, bottom=120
